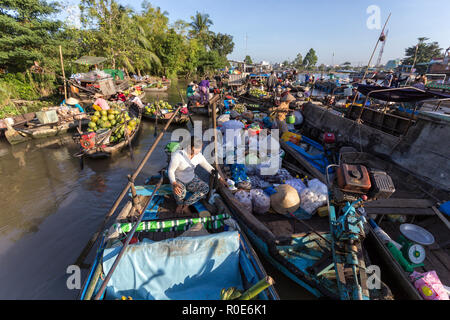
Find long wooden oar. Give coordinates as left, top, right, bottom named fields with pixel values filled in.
left=93, top=174, right=164, bottom=300
left=75, top=105, right=182, bottom=267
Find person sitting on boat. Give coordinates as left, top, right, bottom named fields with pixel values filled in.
left=413, top=74, right=428, bottom=90
left=93, top=94, right=109, bottom=110
left=187, top=82, right=196, bottom=99
left=168, top=138, right=226, bottom=215
left=60, top=97, right=84, bottom=113
left=382, top=70, right=394, bottom=87
left=115, top=90, right=127, bottom=102
left=269, top=92, right=296, bottom=134
left=129, top=91, right=144, bottom=109
left=198, top=78, right=210, bottom=105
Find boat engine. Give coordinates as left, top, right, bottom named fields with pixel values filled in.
left=333, top=163, right=395, bottom=203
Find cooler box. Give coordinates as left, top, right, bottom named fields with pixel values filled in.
left=36, top=110, right=59, bottom=124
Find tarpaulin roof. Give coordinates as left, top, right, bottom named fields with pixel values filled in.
left=356, top=84, right=450, bottom=102
left=74, top=56, right=107, bottom=65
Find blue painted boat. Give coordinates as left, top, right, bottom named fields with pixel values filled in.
left=79, top=180, right=279, bottom=300
left=216, top=161, right=392, bottom=300
left=281, top=134, right=334, bottom=177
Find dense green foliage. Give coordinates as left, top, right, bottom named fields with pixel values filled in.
left=403, top=37, right=442, bottom=74
left=303, top=48, right=318, bottom=68
left=0, top=0, right=234, bottom=114
left=0, top=0, right=233, bottom=77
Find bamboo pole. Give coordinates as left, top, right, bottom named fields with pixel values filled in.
left=75, top=105, right=182, bottom=267
left=94, top=175, right=164, bottom=300
left=352, top=13, right=392, bottom=115
left=351, top=13, right=392, bottom=122
left=59, top=45, right=67, bottom=101
left=239, top=276, right=275, bottom=300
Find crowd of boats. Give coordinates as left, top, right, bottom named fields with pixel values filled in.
left=1, top=66, right=449, bottom=301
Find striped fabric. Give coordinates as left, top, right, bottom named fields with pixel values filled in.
left=114, top=214, right=231, bottom=234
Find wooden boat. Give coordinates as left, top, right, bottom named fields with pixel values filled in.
left=79, top=173, right=279, bottom=300
left=214, top=145, right=392, bottom=299
left=237, top=93, right=273, bottom=109
left=4, top=113, right=90, bottom=145
left=0, top=111, right=36, bottom=137
left=142, top=110, right=189, bottom=124
left=188, top=94, right=221, bottom=115
left=78, top=103, right=142, bottom=159
left=143, top=85, right=168, bottom=93
left=337, top=151, right=450, bottom=300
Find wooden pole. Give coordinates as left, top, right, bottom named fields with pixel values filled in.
left=59, top=45, right=67, bottom=100
left=352, top=13, right=392, bottom=108
left=75, top=106, right=182, bottom=267
left=354, top=13, right=392, bottom=121
left=94, top=175, right=164, bottom=300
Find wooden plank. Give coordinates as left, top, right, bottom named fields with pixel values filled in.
left=365, top=198, right=433, bottom=208
left=431, top=206, right=450, bottom=231
left=365, top=207, right=435, bottom=216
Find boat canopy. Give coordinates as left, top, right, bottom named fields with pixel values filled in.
left=101, top=231, right=243, bottom=300
left=356, top=85, right=450, bottom=102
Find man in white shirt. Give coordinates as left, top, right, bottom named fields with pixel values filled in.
left=168, top=138, right=226, bottom=214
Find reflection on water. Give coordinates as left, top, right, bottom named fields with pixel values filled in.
left=0, top=78, right=313, bottom=300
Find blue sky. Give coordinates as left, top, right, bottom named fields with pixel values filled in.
left=60, top=0, right=450, bottom=66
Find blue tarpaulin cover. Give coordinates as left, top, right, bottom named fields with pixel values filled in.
left=102, top=231, right=243, bottom=300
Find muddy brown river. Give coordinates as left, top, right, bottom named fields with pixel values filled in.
left=0, top=81, right=313, bottom=299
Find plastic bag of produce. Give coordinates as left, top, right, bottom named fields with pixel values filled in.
left=285, top=178, right=307, bottom=195
left=299, top=187, right=328, bottom=215
left=234, top=190, right=252, bottom=213
left=250, top=189, right=271, bottom=214
left=410, top=271, right=449, bottom=300
left=308, top=179, right=328, bottom=195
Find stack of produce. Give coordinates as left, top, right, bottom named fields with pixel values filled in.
left=87, top=108, right=140, bottom=144
left=250, top=88, right=268, bottom=97
left=232, top=104, right=247, bottom=114
left=144, top=100, right=173, bottom=116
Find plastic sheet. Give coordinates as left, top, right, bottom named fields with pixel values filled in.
left=102, top=231, right=243, bottom=300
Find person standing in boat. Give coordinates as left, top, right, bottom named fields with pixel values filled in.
left=267, top=71, right=278, bottom=92
left=198, top=78, right=210, bottom=105
left=168, top=138, right=226, bottom=214
left=269, top=92, right=296, bottom=134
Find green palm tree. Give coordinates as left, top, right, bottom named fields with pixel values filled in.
left=189, top=12, right=213, bottom=38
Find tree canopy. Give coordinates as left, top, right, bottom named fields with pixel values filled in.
left=303, top=48, right=318, bottom=68
left=0, top=0, right=234, bottom=77
left=244, top=55, right=252, bottom=64
left=403, top=37, right=442, bottom=74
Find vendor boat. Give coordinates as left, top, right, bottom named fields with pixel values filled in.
left=79, top=171, right=279, bottom=300
left=74, top=103, right=142, bottom=159
left=3, top=110, right=89, bottom=145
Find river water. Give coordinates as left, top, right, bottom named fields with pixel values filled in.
left=0, top=79, right=313, bottom=300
